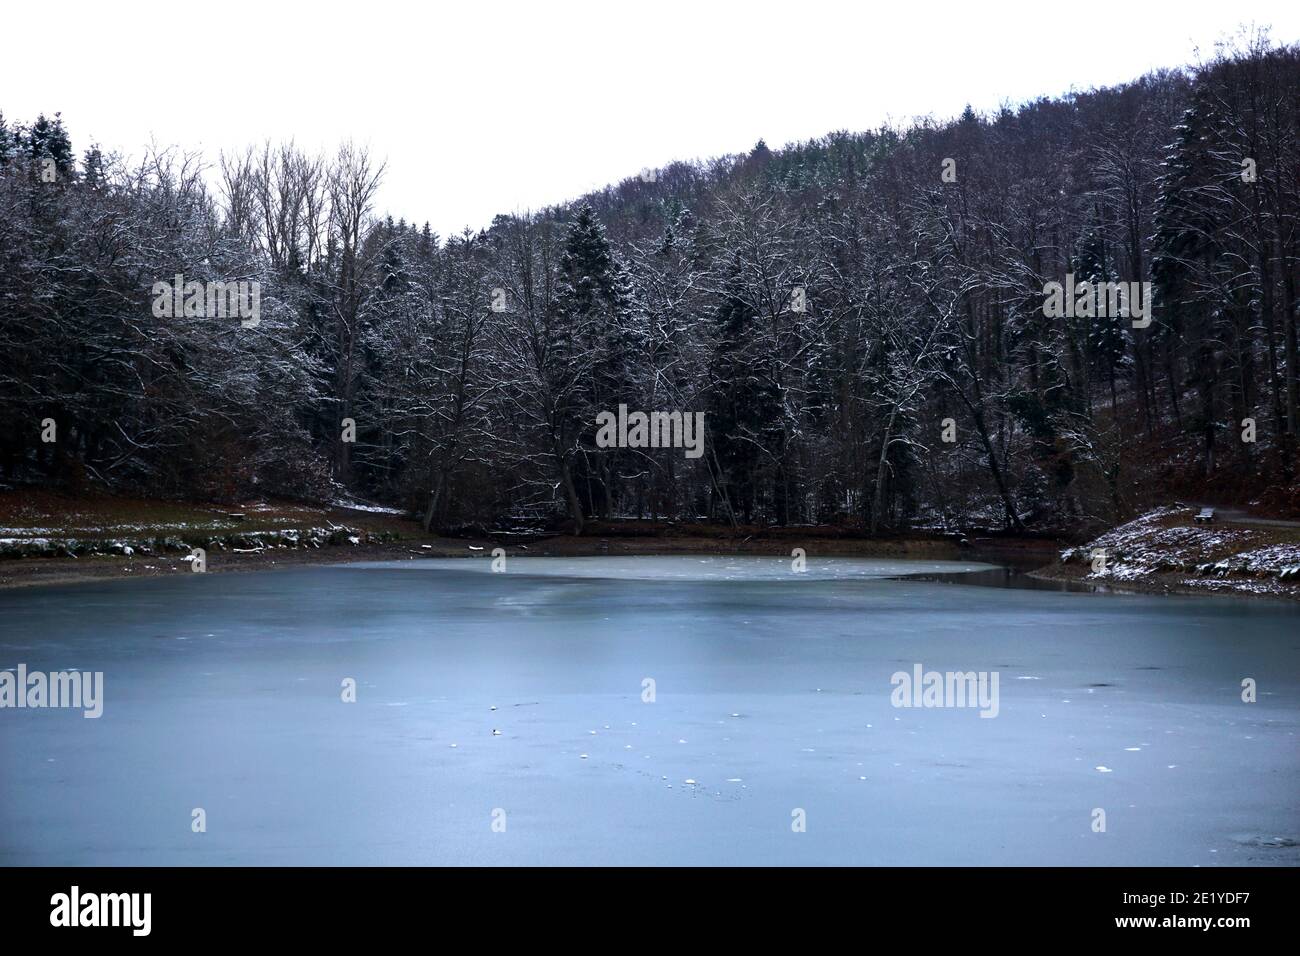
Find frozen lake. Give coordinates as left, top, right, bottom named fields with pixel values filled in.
left=1, top=555, right=1297, bottom=865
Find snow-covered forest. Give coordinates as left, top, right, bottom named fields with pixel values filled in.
left=2, top=36, right=1298, bottom=534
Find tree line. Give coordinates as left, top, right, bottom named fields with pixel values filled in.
left=2, top=33, right=1297, bottom=533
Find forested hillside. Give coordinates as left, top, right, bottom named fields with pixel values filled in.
left=3, top=35, right=1298, bottom=533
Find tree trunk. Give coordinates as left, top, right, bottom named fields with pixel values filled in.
left=560, top=458, right=584, bottom=535
left=870, top=406, right=898, bottom=535
left=422, top=472, right=445, bottom=533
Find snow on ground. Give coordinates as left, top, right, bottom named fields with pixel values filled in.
left=0, top=526, right=393, bottom=559
left=0, top=521, right=233, bottom=536
left=0, top=495, right=408, bottom=560
left=1060, top=506, right=1300, bottom=594
left=328, top=498, right=408, bottom=515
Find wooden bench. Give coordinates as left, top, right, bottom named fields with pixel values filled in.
left=1194, top=508, right=1215, bottom=524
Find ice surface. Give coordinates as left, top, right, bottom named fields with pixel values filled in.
left=1, top=556, right=1296, bottom=865
left=348, top=554, right=1000, bottom=581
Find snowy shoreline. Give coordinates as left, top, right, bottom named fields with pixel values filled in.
left=3, top=499, right=1298, bottom=601
left=1035, top=506, right=1300, bottom=602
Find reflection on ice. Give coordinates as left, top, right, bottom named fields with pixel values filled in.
left=344, top=554, right=999, bottom=581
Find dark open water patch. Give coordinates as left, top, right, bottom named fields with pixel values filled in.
left=892, top=565, right=1100, bottom=593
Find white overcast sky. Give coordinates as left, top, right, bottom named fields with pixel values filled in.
left=4, top=1, right=1298, bottom=237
